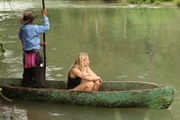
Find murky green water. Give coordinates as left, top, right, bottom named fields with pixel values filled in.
left=0, top=0, right=180, bottom=120
left=2, top=99, right=174, bottom=120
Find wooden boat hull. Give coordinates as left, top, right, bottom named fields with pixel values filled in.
left=0, top=78, right=175, bottom=109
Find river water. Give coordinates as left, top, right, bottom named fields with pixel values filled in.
left=0, top=0, right=180, bottom=120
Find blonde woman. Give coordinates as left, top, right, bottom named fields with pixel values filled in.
left=67, top=52, right=102, bottom=91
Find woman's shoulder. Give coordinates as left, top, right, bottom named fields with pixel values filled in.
left=72, top=65, right=79, bottom=69
left=70, top=65, right=80, bottom=72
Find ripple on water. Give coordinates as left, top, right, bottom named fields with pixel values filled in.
left=0, top=1, right=38, bottom=11
left=46, top=66, right=63, bottom=72
left=48, top=112, right=66, bottom=117
left=2, top=54, right=22, bottom=64
left=0, top=13, right=11, bottom=22
left=43, top=2, right=161, bottom=9
left=0, top=1, right=161, bottom=12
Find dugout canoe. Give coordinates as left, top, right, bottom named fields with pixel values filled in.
left=0, top=78, right=175, bottom=109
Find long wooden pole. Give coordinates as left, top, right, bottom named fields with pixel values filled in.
left=42, top=0, right=46, bottom=80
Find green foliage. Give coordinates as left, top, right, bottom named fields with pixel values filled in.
left=127, top=0, right=173, bottom=4
left=176, top=0, right=180, bottom=7
left=127, top=0, right=142, bottom=4
left=154, top=1, right=161, bottom=4
left=145, top=0, right=154, bottom=3
left=127, top=0, right=155, bottom=4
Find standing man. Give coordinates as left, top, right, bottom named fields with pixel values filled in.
left=18, top=9, right=50, bottom=88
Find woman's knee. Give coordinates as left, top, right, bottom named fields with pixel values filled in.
left=94, top=80, right=101, bottom=86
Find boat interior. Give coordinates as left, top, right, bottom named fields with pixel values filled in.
left=0, top=78, right=161, bottom=91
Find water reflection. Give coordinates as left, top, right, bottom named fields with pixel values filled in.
left=3, top=100, right=174, bottom=120
left=114, top=108, right=173, bottom=120
left=1, top=0, right=180, bottom=81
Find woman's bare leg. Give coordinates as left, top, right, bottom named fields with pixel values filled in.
left=93, top=80, right=101, bottom=91
left=73, top=81, right=94, bottom=91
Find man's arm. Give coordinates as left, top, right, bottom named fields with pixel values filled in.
left=35, top=9, right=50, bottom=34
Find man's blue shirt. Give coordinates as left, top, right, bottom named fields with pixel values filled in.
left=19, top=16, right=50, bottom=51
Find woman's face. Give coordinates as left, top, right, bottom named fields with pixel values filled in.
left=83, top=55, right=90, bottom=67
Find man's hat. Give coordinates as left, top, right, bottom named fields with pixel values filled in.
left=19, top=12, right=38, bottom=25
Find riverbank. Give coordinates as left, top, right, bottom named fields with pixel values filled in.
left=111, top=1, right=178, bottom=7
left=151, top=2, right=176, bottom=7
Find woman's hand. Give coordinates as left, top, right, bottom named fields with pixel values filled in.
left=92, top=76, right=101, bottom=81
left=98, top=77, right=102, bottom=83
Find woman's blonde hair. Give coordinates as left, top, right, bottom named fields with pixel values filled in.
left=74, top=52, right=88, bottom=72
left=69, top=52, right=88, bottom=73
